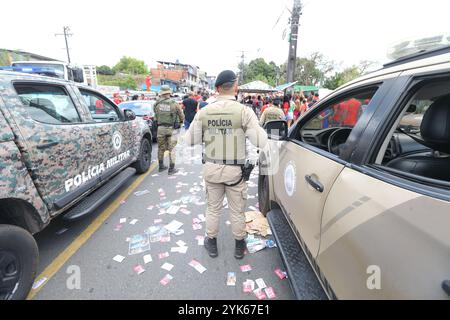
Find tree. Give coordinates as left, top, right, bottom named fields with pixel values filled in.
left=97, top=65, right=115, bottom=75
left=113, top=56, right=148, bottom=75
left=241, top=58, right=278, bottom=87
left=323, top=61, right=376, bottom=90
left=280, top=52, right=335, bottom=87
left=98, top=75, right=137, bottom=90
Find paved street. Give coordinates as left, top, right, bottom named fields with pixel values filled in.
left=31, top=137, right=294, bottom=300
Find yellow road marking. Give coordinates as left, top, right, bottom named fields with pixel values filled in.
left=27, top=162, right=157, bottom=300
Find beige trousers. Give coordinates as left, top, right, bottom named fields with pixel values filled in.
left=205, top=179, right=248, bottom=240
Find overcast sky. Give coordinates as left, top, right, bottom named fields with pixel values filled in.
left=1, top=0, right=449, bottom=76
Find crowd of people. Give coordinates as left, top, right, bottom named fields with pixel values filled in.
left=241, top=91, right=320, bottom=127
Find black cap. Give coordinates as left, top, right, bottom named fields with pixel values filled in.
left=215, top=70, right=237, bottom=87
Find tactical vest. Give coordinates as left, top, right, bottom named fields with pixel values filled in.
left=264, top=107, right=283, bottom=122
left=155, top=98, right=177, bottom=126
left=201, top=101, right=246, bottom=165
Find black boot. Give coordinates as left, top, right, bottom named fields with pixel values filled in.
left=234, top=239, right=247, bottom=259
left=159, top=161, right=168, bottom=172
left=204, top=237, right=218, bottom=258
left=168, top=163, right=178, bottom=175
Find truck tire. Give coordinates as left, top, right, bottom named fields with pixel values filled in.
left=134, top=138, right=152, bottom=174
left=0, top=224, right=38, bottom=300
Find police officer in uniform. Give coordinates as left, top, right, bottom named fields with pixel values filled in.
left=154, top=85, right=184, bottom=174
left=259, top=97, right=285, bottom=126
left=185, top=70, right=268, bottom=259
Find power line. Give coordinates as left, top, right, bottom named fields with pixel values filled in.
left=55, top=26, right=73, bottom=63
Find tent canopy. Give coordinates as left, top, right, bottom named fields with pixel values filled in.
left=294, top=85, right=320, bottom=92
left=238, top=80, right=278, bottom=93
left=275, top=81, right=298, bottom=92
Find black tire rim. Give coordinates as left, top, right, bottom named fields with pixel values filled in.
left=0, top=250, right=21, bottom=300
left=141, top=140, right=151, bottom=167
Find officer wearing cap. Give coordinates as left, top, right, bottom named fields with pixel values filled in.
left=259, top=97, right=285, bottom=126
left=154, top=85, right=184, bottom=174
left=185, top=70, right=268, bottom=259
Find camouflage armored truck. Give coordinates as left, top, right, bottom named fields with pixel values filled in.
left=0, top=71, right=153, bottom=299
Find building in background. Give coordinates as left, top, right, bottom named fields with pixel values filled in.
left=150, top=60, right=211, bottom=93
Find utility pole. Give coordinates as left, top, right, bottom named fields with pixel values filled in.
left=286, top=0, right=302, bottom=83
left=238, top=50, right=247, bottom=84
left=55, top=26, right=73, bottom=63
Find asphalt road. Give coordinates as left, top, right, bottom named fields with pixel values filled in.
left=32, top=137, right=294, bottom=300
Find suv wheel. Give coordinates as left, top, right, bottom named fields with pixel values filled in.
left=134, top=138, right=152, bottom=174
left=258, top=173, right=270, bottom=217
left=0, top=224, right=38, bottom=300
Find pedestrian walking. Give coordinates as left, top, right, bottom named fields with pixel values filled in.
left=154, top=85, right=185, bottom=175
left=182, top=92, right=198, bottom=129
left=184, top=70, right=268, bottom=259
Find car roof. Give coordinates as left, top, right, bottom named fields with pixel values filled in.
left=0, top=70, right=71, bottom=85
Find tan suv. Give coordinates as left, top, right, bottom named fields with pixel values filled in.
left=259, top=46, right=450, bottom=300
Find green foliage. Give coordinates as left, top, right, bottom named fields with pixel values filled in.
left=112, top=56, right=148, bottom=75
left=97, top=65, right=115, bottom=75
left=241, top=58, right=278, bottom=86
left=98, top=74, right=137, bottom=90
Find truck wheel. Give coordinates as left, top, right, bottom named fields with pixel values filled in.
left=0, top=224, right=38, bottom=300
left=258, top=173, right=270, bottom=217
left=134, top=138, right=152, bottom=174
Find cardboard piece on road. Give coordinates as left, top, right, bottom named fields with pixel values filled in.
left=245, top=211, right=271, bottom=237
left=161, top=262, right=174, bottom=271
left=265, top=287, right=277, bottom=299
left=160, top=274, right=173, bottom=286
left=255, top=278, right=267, bottom=289
left=113, top=255, right=125, bottom=263
left=164, top=220, right=183, bottom=234
left=129, top=219, right=139, bottom=225
left=133, top=265, right=146, bottom=275
left=158, top=252, right=170, bottom=259
left=143, top=254, right=152, bottom=264
left=227, top=272, right=237, bottom=286
left=254, top=288, right=267, bottom=300
left=128, top=234, right=151, bottom=255
left=189, top=260, right=207, bottom=274
left=240, top=264, right=252, bottom=272
left=274, top=269, right=288, bottom=279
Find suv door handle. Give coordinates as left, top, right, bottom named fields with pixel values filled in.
left=37, top=140, right=59, bottom=150
left=98, top=131, right=109, bottom=137
left=305, top=174, right=324, bottom=193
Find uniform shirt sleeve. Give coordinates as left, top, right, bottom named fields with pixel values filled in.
left=175, top=103, right=185, bottom=123
left=184, top=112, right=203, bottom=146
left=242, top=107, right=268, bottom=149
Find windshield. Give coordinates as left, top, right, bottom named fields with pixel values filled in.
left=12, top=63, right=65, bottom=79
left=119, top=102, right=155, bottom=116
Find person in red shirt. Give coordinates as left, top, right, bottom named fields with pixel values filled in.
left=341, top=98, right=362, bottom=127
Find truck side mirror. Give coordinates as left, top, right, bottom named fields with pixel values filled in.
left=264, top=120, right=288, bottom=140
left=123, top=109, right=136, bottom=121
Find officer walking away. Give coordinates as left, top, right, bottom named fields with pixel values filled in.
left=184, top=70, right=268, bottom=259
left=154, top=85, right=185, bottom=175
left=259, top=97, right=285, bottom=127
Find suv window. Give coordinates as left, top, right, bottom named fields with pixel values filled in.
left=374, top=78, right=450, bottom=184
left=297, top=87, right=378, bottom=157
left=80, top=89, right=120, bottom=122
left=14, top=84, right=81, bottom=124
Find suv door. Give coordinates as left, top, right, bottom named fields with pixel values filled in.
left=317, top=72, right=450, bottom=299
left=77, top=88, right=135, bottom=180
left=269, top=85, right=384, bottom=259
left=4, top=82, right=93, bottom=212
